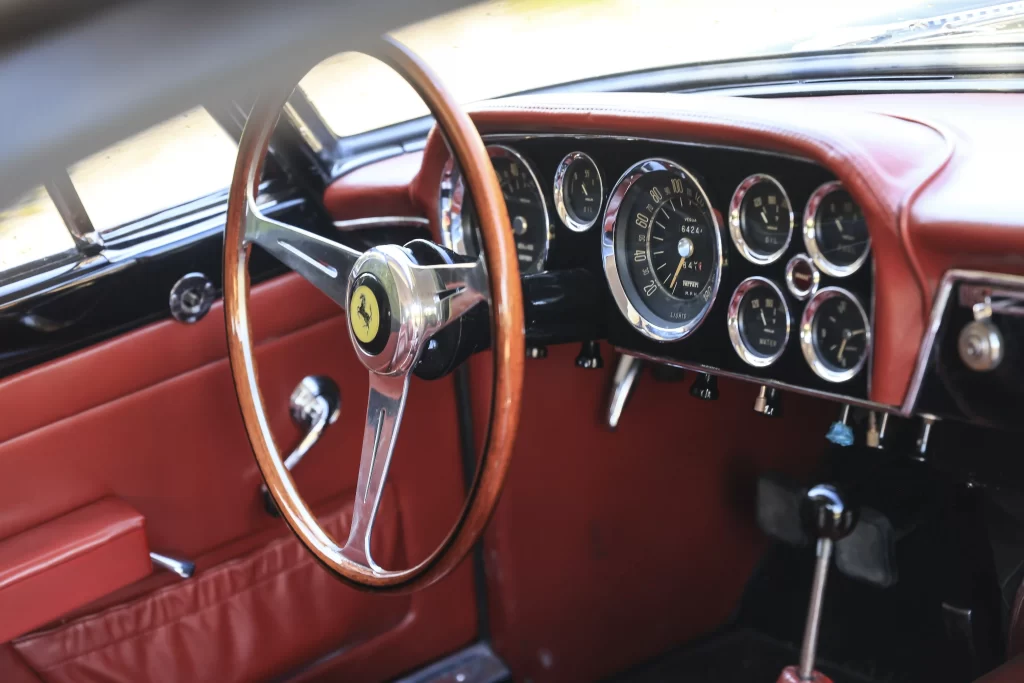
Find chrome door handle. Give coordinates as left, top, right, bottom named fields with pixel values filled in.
left=262, top=376, right=341, bottom=515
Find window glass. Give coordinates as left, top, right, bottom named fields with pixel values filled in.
left=0, top=187, right=75, bottom=274
left=70, top=107, right=238, bottom=233
left=300, top=0, right=1021, bottom=137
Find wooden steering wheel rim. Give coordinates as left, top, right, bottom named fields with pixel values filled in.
left=223, top=37, right=524, bottom=591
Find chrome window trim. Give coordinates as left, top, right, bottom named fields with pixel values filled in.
left=727, top=276, right=791, bottom=368
left=601, top=157, right=724, bottom=342
left=553, top=151, right=603, bottom=233
left=799, top=286, right=872, bottom=383
left=728, top=173, right=794, bottom=265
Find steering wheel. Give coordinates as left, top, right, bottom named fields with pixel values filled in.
left=223, top=37, right=524, bottom=591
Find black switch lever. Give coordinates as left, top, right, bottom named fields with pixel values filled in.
left=690, top=373, right=718, bottom=401
left=575, top=340, right=604, bottom=369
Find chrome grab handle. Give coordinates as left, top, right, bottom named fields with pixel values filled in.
left=262, top=376, right=341, bottom=515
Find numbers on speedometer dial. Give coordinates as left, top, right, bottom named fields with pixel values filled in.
left=603, top=158, right=723, bottom=342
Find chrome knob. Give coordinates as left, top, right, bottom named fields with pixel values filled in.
left=958, top=319, right=1003, bottom=372
left=753, top=385, right=782, bottom=417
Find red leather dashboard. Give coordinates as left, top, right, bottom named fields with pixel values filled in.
left=328, top=91, right=1024, bottom=410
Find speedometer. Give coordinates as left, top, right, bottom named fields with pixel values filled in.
left=602, top=158, right=723, bottom=341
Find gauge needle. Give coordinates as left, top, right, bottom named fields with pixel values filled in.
left=761, top=209, right=769, bottom=224
left=669, top=257, right=686, bottom=291
left=834, top=218, right=844, bottom=233
left=838, top=337, right=848, bottom=360
left=581, top=183, right=588, bottom=196
left=760, top=309, right=767, bottom=326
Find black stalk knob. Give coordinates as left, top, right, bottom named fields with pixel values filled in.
left=802, top=484, right=856, bottom=542
left=575, top=341, right=604, bottom=369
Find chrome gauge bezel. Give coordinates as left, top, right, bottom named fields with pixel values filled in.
left=553, top=151, right=603, bottom=233
left=799, top=286, right=872, bottom=383
left=601, top=157, right=723, bottom=342
left=802, top=180, right=871, bottom=278
left=438, top=144, right=551, bottom=273
left=727, top=276, right=791, bottom=368
left=784, top=253, right=820, bottom=301
left=728, top=173, right=794, bottom=265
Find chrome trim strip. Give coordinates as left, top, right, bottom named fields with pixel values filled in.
left=150, top=552, right=195, bottom=579
left=283, top=101, right=324, bottom=155
left=601, top=157, right=724, bottom=342
left=802, top=180, right=872, bottom=278
left=619, top=347, right=896, bottom=413
left=393, top=642, right=510, bottom=683
left=728, top=173, right=794, bottom=266
left=727, top=276, right=791, bottom=368
left=333, top=216, right=429, bottom=231
left=900, top=269, right=1024, bottom=415
left=0, top=256, right=134, bottom=314
left=799, top=286, right=872, bottom=384
left=553, top=151, right=603, bottom=233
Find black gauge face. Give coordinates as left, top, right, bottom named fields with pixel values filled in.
left=814, top=189, right=868, bottom=268
left=564, top=156, right=601, bottom=224
left=740, top=180, right=792, bottom=257
left=614, top=164, right=721, bottom=331
left=490, top=154, right=549, bottom=273
left=738, top=284, right=789, bottom=359
left=813, top=293, right=869, bottom=373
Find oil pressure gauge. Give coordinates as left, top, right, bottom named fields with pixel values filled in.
left=554, top=151, right=602, bottom=232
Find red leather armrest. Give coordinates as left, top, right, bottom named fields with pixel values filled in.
left=0, top=499, right=151, bottom=643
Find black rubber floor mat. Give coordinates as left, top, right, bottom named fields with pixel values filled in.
left=602, top=629, right=877, bottom=683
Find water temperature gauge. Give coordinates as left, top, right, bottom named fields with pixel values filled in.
left=727, top=276, right=791, bottom=367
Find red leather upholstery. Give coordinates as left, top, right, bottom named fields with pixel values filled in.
left=0, top=499, right=150, bottom=644
left=976, top=656, right=1024, bottom=683
left=13, top=501, right=404, bottom=683
left=0, top=273, right=477, bottom=681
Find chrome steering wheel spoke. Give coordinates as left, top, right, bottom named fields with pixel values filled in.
left=244, top=196, right=361, bottom=310
left=411, top=258, right=487, bottom=333
left=341, top=371, right=410, bottom=572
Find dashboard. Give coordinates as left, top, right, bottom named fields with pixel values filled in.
left=437, top=135, right=876, bottom=405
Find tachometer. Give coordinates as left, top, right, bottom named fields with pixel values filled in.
left=602, top=158, right=723, bottom=341
left=803, top=181, right=870, bottom=277
left=438, top=145, right=550, bottom=274
left=800, top=287, right=871, bottom=382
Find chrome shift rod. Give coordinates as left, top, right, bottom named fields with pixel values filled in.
left=797, top=485, right=855, bottom=681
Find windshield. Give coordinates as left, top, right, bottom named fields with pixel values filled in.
left=300, top=0, right=1020, bottom=137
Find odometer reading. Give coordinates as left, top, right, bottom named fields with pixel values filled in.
left=604, top=158, right=723, bottom=341
left=728, top=277, right=790, bottom=367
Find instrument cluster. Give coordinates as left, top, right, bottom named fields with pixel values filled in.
left=439, top=135, right=875, bottom=403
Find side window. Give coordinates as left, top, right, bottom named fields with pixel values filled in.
left=0, top=107, right=237, bottom=277
left=0, top=187, right=76, bottom=274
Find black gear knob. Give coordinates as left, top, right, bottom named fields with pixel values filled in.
left=802, top=484, right=856, bottom=541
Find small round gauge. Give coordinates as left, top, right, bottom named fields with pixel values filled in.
left=800, top=287, right=871, bottom=382
left=785, top=253, right=820, bottom=301
left=728, top=174, right=794, bottom=264
left=602, top=158, right=723, bottom=341
left=727, top=277, right=790, bottom=367
left=554, top=151, right=603, bottom=232
left=437, top=145, right=550, bottom=274
left=803, top=181, right=870, bottom=277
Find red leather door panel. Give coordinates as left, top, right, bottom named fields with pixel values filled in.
left=0, top=273, right=476, bottom=682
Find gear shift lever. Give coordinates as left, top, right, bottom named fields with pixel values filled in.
left=785, top=484, right=856, bottom=682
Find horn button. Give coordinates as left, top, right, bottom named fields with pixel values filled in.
left=347, top=244, right=442, bottom=376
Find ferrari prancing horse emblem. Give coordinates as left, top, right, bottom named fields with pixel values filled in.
left=350, top=285, right=380, bottom=344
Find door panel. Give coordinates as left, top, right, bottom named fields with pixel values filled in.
left=0, top=273, right=477, bottom=681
